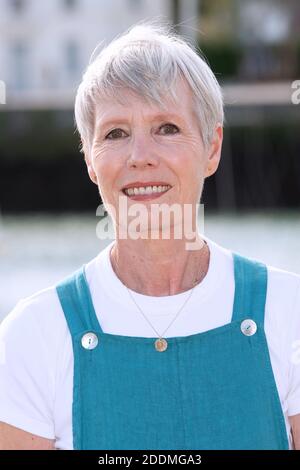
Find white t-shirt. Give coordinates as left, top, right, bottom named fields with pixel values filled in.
left=0, top=236, right=300, bottom=450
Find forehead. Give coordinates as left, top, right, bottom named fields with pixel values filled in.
left=94, top=77, right=197, bottom=127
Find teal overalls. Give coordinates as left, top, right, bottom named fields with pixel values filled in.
left=56, top=252, right=289, bottom=450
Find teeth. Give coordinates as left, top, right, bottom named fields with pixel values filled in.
left=124, top=185, right=171, bottom=196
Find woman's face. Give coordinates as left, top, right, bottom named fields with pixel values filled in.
left=87, top=76, right=222, bottom=234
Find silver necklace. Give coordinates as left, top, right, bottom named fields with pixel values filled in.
left=111, top=242, right=208, bottom=352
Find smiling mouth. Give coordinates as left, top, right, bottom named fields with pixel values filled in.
left=121, top=184, right=172, bottom=200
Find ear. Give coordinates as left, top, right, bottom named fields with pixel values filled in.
left=80, top=138, right=98, bottom=186
left=85, top=156, right=98, bottom=185
left=204, top=125, right=223, bottom=178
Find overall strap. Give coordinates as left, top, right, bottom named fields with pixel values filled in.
left=231, top=252, right=268, bottom=325
left=55, top=265, right=102, bottom=337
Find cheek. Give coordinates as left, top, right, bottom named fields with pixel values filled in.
left=170, top=145, right=204, bottom=183
left=92, top=152, right=123, bottom=202
left=92, top=145, right=114, bottom=176
left=180, top=158, right=205, bottom=199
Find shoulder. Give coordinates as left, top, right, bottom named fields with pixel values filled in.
left=266, top=263, right=300, bottom=297
left=1, top=285, right=66, bottom=335
left=264, top=263, right=300, bottom=343
left=226, top=243, right=300, bottom=302
left=245, top=252, right=300, bottom=320
left=263, top=262, right=300, bottom=343
left=0, top=248, right=106, bottom=343
left=0, top=282, right=72, bottom=367
left=211, top=239, right=300, bottom=328
left=231, top=252, right=300, bottom=359
left=0, top=285, right=71, bottom=440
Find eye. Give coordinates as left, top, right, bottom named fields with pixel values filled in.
left=105, top=128, right=127, bottom=140
left=159, top=123, right=179, bottom=135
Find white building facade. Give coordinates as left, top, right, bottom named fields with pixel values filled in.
left=0, top=0, right=198, bottom=109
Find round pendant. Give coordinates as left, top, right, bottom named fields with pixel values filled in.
left=155, top=338, right=168, bottom=352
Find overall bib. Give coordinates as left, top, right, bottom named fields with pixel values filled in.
left=56, top=252, right=289, bottom=450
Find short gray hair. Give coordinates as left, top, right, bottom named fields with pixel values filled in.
left=74, top=18, right=224, bottom=158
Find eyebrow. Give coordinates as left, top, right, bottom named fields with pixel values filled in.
left=95, top=112, right=184, bottom=131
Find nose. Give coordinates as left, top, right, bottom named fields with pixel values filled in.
left=126, top=133, right=159, bottom=169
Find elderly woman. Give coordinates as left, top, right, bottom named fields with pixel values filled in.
left=0, top=21, right=300, bottom=451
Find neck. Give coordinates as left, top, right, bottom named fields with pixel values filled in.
left=110, top=234, right=210, bottom=296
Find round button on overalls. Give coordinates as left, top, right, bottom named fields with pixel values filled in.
left=81, top=332, right=99, bottom=350
left=240, top=319, right=257, bottom=336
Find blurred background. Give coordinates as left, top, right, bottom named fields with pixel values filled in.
left=0, top=0, right=299, bottom=319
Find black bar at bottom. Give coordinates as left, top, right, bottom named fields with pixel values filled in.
left=0, top=450, right=299, bottom=467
